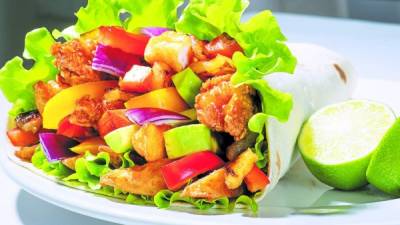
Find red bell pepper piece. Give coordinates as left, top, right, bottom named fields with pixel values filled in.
left=244, top=164, right=270, bottom=193
left=57, top=116, right=94, bottom=139
left=97, top=110, right=132, bottom=137
left=7, top=128, right=39, bottom=147
left=205, top=34, right=243, bottom=59
left=161, top=151, right=225, bottom=191
left=99, top=26, right=150, bottom=56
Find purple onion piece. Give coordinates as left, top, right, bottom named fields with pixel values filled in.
left=92, top=44, right=142, bottom=77
left=39, top=133, right=79, bottom=162
left=140, top=27, right=169, bottom=37
left=125, top=108, right=191, bottom=126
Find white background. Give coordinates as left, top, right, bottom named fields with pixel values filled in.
left=0, top=13, right=400, bottom=225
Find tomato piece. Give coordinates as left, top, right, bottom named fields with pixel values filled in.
left=205, top=34, right=243, bottom=58
left=244, top=164, right=270, bottom=193
left=99, top=26, right=150, bottom=56
left=7, top=128, right=39, bottom=147
left=161, top=151, right=224, bottom=191
left=125, top=88, right=188, bottom=113
left=57, top=116, right=95, bottom=139
left=97, top=110, right=132, bottom=137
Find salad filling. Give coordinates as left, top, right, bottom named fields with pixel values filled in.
left=0, top=0, right=297, bottom=211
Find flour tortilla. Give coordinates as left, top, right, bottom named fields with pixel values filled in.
left=256, top=43, right=356, bottom=201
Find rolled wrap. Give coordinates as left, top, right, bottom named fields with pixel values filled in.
left=7, top=43, right=356, bottom=207
left=258, top=43, right=356, bottom=200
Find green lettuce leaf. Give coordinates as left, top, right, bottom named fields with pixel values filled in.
left=232, top=195, right=258, bottom=213
left=231, top=11, right=297, bottom=84
left=64, top=152, right=111, bottom=190
left=126, top=194, right=154, bottom=206
left=0, top=28, right=58, bottom=116
left=74, top=0, right=184, bottom=34
left=176, top=0, right=249, bottom=41
left=121, top=151, right=135, bottom=168
left=31, top=147, right=73, bottom=178
left=119, top=0, right=184, bottom=31
left=153, top=190, right=255, bottom=212
left=230, top=11, right=296, bottom=122
left=248, top=113, right=268, bottom=168
left=74, top=0, right=122, bottom=34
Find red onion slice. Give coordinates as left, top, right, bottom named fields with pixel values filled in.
left=125, top=108, right=191, bottom=126
left=39, top=133, right=79, bottom=162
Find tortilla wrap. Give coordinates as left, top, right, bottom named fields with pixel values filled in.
left=258, top=43, right=356, bottom=200
left=6, top=43, right=356, bottom=206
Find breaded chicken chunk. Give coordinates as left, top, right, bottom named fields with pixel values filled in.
left=69, top=96, right=105, bottom=127
left=52, top=39, right=101, bottom=86
left=195, top=75, right=256, bottom=141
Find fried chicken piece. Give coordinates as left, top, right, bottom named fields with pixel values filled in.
left=34, top=80, right=65, bottom=113
left=145, top=31, right=193, bottom=72
left=152, top=62, right=174, bottom=88
left=102, top=88, right=136, bottom=110
left=131, top=124, right=171, bottom=162
left=69, top=96, right=105, bottom=127
left=15, top=145, right=37, bottom=162
left=100, top=159, right=171, bottom=196
left=190, top=36, right=208, bottom=62
left=51, top=39, right=101, bottom=86
left=195, top=75, right=256, bottom=141
left=225, top=148, right=258, bottom=190
left=15, top=110, right=42, bottom=134
left=181, top=168, right=242, bottom=200
left=190, top=55, right=236, bottom=78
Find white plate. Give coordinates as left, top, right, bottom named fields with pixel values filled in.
left=1, top=78, right=400, bottom=225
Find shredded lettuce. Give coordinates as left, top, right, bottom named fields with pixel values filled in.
left=0, top=28, right=58, bottom=116
left=31, top=147, right=73, bottom=178
left=176, top=0, right=249, bottom=41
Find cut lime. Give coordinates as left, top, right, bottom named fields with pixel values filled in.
left=298, top=100, right=396, bottom=190
left=367, top=118, right=400, bottom=196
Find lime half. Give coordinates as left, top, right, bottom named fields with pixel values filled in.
left=298, top=100, right=396, bottom=190
left=367, top=118, right=400, bottom=196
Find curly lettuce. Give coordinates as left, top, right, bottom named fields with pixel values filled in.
left=74, top=0, right=122, bottom=34
left=31, top=146, right=73, bottom=178
left=74, top=0, right=183, bottom=34
left=0, top=28, right=58, bottom=116
left=154, top=190, right=257, bottom=212
left=176, top=0, right=249, bottom=41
